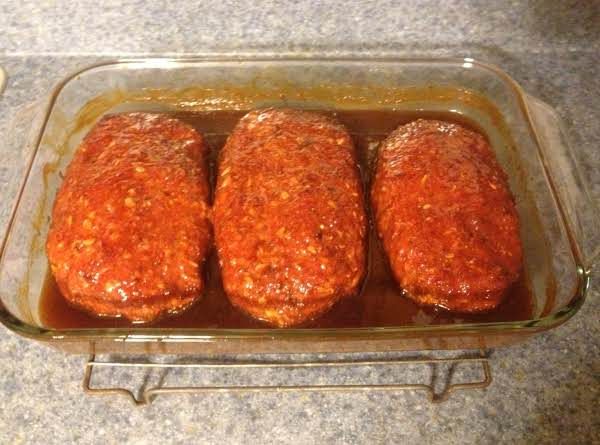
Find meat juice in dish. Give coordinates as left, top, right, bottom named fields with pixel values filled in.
left=213, top=109, right=368, bottom=327
left=46, top=113, right=211, bottom=322
left=371, top=119, right=523, bottom=312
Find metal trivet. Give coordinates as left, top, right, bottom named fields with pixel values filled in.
left=83, top=350, right=492, bottom=405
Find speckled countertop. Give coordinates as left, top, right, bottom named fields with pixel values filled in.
left=0, top=1, right=598, bottom=444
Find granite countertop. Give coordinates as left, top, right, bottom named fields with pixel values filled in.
left=0, top=1, right=598, bottom=444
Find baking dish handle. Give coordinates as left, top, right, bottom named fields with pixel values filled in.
left=0, top=73, right=53, bottom=270
left=8, top=99, right=51, bottom=160
left=525, top=95, right=600, bottom=271
left=0, top=66, right=6, bottom=95
left=2, top=63, right=52, bottom=165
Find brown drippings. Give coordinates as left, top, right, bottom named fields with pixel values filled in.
left=40, top=108, right=533, bottom=329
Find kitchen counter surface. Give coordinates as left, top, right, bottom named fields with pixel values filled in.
left=0, top=1, right=598, bottom=444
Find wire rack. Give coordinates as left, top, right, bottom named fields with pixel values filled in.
left=83, top=349, right=492, bottom=405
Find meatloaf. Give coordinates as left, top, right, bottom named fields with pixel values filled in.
left=46, top=113, right=211, bottom=322
left=213, top=108, right=367, bottom=327
left=371, top=119, right=522, bottom=312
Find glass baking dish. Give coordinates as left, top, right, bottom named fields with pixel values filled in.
left=0, top=57, right=597, bottom=354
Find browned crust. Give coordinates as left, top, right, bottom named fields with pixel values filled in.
left=371, top=119, right=523, bottom=312
left=213, top=108, right=368, bottom=326
left=46, top=113, right=211, bottom=322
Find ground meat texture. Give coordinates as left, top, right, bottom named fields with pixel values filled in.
left=371, top=119, right=522, bottom=312
left=46, top=113, right=211, bottom=322
left=214, top=109, right=367, bottom=327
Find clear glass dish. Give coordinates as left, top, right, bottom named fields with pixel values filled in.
left=0, top=57, right=597, bottom=354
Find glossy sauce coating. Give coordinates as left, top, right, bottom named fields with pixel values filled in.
left=371, top=119, right=522, bottom=312
left=213, top=109, right=368, bottom=326
left=46, top=113, right=211, bottom=322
